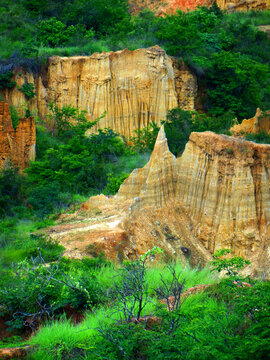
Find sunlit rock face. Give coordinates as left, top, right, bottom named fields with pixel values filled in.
left=230, top=108, right=270, bottom=136
left=53, top=127, right=270, bottom=277
left=219, top=0, right=270, bottom=11
left=118, top=129, right=270, bottom=261
left=117, top=126, right=179, bottom=209
left=0, top=101, right=35, bottom=170
left=177, top=132, right=270, bottom=257
left=129, top=0, right=270, bottom=14
left=4, top=46, right=197, bottom=138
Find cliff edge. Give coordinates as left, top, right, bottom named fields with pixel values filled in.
left=4, top=46, right=197, bottom=138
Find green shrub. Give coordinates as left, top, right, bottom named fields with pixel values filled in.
left=18, top=82, right=36, bottom=99
left=0, top=254, right=105, bottom=331
left=0, top=165, right=28, bottom=218
left=245, top=131, right=270, bottom=144
left=0, top=71, right=16, bottom=90
left=210, top=248, right=250, bottom=279
left=48, top=102, right=99, bottom=138
left=9, top=106, right=20, bottom=129
left=38, top=17, right=76, bottom=47
left=27, top=182, right=72, bottom=218
left=104, top=172, right=129, bottom=195
left=198, top=51, right=270, bottom=118
left=163, top=108, right=234, bottom=155
left=129, top=121, right=160, bottom=152
left=35, top=125, right=62, bottom=159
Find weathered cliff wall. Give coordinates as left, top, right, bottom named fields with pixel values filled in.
left=117, top=129, right=270, bottom=261
left=0, top=101, right=36, bottom=170
left=219, top=0, right=270, bottom=11
left=177, top=132, right=270, bottom=256
left=129, top=0, right=212, bottom=14
left=230, top=108, right=270, bottom=136
left=4, top=46, right=197, bottom=138
left=129, top=0, right=269, bottom=14
left=51, top=128, right=270, bottom=276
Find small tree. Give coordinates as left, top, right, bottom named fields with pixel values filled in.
left=155, top=265, right=185, bottom=335
left=48, top=102, right=100, bottom=138
left=112, top=247, right=163, bottom=323
left=210, top=249, right=250, bottom=285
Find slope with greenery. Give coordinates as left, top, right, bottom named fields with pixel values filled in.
left=23, top=250, right=269, bottom=360
left=0, top=1, right=270, bottom=357
left=1, top=2, right=270, bottom=118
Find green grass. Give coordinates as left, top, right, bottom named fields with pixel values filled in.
left=146, top=262, right=217, bottom=296
left=245, top=131, right=270, bottom=144
left=0, top=336, right=29, bottom=349
left=29, top=308, right=117, bottom=360
left=38, top=40, right=110, bottom=58
left=27, top=261, right=217, bottom=359
left=104, top=152, right=150, bottom=177
left=0, top=217, right=60, bottom=269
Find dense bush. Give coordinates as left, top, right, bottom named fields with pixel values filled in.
left=0, top=166, right=28, bottom=218
left=161, top=108, right=234, bottom=155
left=245, top=131, right=270, bottom=144
left=0, top=103, right=149, bottom=219
left=17, top=82, right=36, bottom=99
left=197, top=51, right=270, bottom=117
left=104, top=172, right=129, bottom=195
left=0, top=253, right=106, bottom=331
left=26, top=251, right=270, bottom=360
left=0, top=71, right=16, bottom=89
left=25, top=127, right=130, bottom=195
left=38, top=18, right=76, bottom=47
left=129, top=121, right=160, bottom=152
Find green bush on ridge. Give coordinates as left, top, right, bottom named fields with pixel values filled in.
left=1, top=3, right=269, bottom=118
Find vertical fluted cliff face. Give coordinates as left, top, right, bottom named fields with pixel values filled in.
left=117, top=129, right=269, bottom=260
left=5, top=46, right=197, bottom=138
left=0, top=101, right=35, bottom=170
left=129, top=0, right=212, bottom=14
left=113, top=128, right=270, bottom=274
left=218, top=0, right=270, bottom=11
left=117, top=126, right=179, bottom=209
left=177, top=132, right=270, bottom=257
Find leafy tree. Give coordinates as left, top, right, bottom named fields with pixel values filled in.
left=210, top=248, right=250, bottom=284
left=38, top=17, right=76, bottom=47
left=197, top=51, right=270, bottom=118
left=27, top=182, right=71, bottom=218
left=245, top=130, right=270, bottom=144
left=25, top=108, right=130, bottom=205
left=48, top=102, right=98, bottom=138
left=63, top=0, right=130, bottom=35
left=0, top=71, right=16, bottom=89
left=18, top=82, right=35, bottom=99
left=104, top=172, right=129, bottom=195
left=163, top=108, right=234, bottom=155
left=129, top=121, right=160, bottom=152
left=0, top=166, right=28, bottom=218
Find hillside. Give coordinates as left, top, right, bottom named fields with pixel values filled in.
left=0, top=2, right=270, bottom=359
